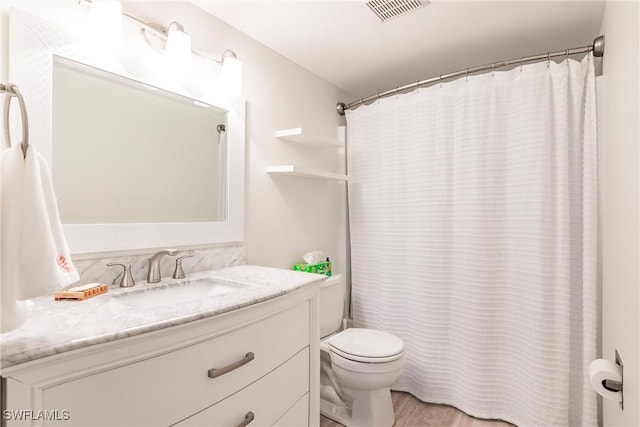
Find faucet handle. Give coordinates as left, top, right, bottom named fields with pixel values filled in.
left=173, top=255, right=193, bottom=279
left=107, top=263, right=135, bottom=288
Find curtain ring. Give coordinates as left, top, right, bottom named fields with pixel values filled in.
left=520, top=57, right=524, bottom=72
left=439, top=74, right=443, bottom=87
left=395, top=86, right=399, bottom=98
left=465, top=68, right=469, bottom=82
left=377, top=92, right=380, bottom=103
left=491, top=63, right=495, bottom=77
left=547, top=52, right=551, bottom=68
left=416, top=81, right=420, bottom=94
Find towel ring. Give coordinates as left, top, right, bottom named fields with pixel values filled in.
left=2, top=83, right=29, bottom=159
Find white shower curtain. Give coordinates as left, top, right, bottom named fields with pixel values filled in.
left=346, top=55, right=597, bottom=427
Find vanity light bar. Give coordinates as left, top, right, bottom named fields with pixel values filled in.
left=77, top=0, right=224, bottom=65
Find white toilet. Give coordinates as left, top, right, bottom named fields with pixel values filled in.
left=319, top=274, right=405, bottom=427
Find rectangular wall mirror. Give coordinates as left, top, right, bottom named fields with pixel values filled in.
left=53, top=56, right=228, bottom=224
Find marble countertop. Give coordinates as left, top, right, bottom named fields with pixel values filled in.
left=0, top=265, right=326, bottom=369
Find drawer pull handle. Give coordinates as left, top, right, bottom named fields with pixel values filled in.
left=236, top=411, right=254, bottom=427
left=208, top=352, right=255, bottom=378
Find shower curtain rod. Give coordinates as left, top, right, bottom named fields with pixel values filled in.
left=336, top=35, right=605, bottom=115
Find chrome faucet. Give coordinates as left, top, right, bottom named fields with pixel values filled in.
left=147, top=249, right=178, bottom=283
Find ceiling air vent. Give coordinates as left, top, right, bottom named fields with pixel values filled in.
left=366, top=0, right=424, bottom=22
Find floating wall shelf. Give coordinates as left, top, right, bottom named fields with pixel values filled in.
left=275, top=127, right=343, bottom=149
left=267, top=165, right=348, bottom=181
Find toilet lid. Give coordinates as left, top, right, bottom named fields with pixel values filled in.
left=328, top=328, right=404, bottom=361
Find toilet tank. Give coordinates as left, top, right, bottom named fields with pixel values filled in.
left=319, top=274, right=346, bottom=338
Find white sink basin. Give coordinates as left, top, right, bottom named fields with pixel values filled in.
left=115, top=278, right=250, bottom=309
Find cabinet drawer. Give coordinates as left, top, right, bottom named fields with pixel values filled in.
left=173, top=347, right=309, bottom=427
left=273, top=393, right=309, bottom=427
left=43, top=302, right=309, bottom=427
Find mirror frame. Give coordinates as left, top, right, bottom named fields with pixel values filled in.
left=8, top=8, right=245, bottom=254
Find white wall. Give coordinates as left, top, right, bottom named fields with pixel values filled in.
left=1, top=0, right=351, bottom=272
left=0, top=0, right=85, bottom=86
left=599, top=1, right=640, bottom=425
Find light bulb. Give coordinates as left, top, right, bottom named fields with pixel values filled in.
left=220, top=50, right=243, bottom=102
left=164, top=22, right=192, bottom=82
left=87, top=0, right=123, bottom=56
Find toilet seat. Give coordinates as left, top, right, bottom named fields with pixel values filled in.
left=328, top=328, right=404, bottom=363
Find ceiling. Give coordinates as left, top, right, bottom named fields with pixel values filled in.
left=191, top=1, right=605, bottom=100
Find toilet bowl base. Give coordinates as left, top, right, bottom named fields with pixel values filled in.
left=320, top=397, right=351, bottom=426
left=344, top=386, right=395, bottom=427
left=320, top=387, right=395, bottom=427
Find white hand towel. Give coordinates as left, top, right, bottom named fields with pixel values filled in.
left=1, top=145, right=79, bottom=333
left=1, top=146, right=32, bottom=332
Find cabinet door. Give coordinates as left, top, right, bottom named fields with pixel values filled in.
left=42, top=302, right=309, bottom=427
left=173, top=348, right=309, bottom=427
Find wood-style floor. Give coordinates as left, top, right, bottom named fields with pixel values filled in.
left=320, top=391, right=515, bottom=427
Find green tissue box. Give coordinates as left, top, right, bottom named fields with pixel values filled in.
left=293, top=261, right=332, bottom=276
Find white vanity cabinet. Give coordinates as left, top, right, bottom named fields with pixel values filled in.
left=2, top=285, right=320, bottom=427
